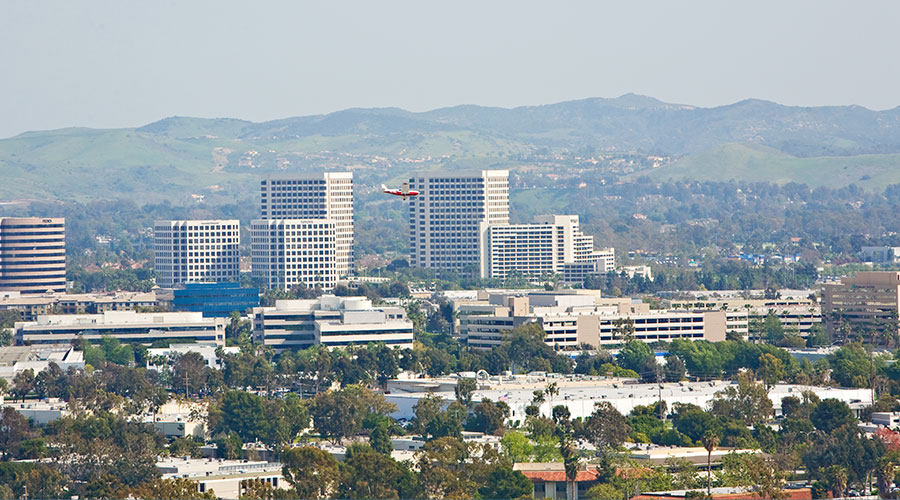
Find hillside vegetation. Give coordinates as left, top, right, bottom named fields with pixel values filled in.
left=2, top=94, right=900, bottom=202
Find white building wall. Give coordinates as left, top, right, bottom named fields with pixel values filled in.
left=409, top=170, right=509, bottom=272
left=260, top=172, right=353, bottom=276
left=153, top=220, right=240, bottom=288
left=250, top=219, right=337, bottom=291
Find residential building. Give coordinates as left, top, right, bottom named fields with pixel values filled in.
left=477, top=215, right=613, bottom=280
left=408, top=170, right=509, bottom=272
left=259, top=172, right=353, bottom=276
left=0, top=290, right=159, bottom=321
left=250, top=219, right=337, bottom=291
left=821, top=271, right=900, bottom=342
left=170, top=282, right=259, bottom=317
left=0, top=217, right=66, bottom=294
left=15, top=310, right=225, bottom=346
left=252, top=295, right=413, bottom=351
left=153, top=220, right=240, bottom=288
left=457, top=291, right=723, bottom=350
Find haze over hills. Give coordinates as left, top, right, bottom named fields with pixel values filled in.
left=2, top=94, right=900, bottom=203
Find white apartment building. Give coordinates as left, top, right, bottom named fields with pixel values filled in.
left=0, top=217, right=66, bottom=294
left=15, top=310, right=226, bottom=346
left=259, top=172, right=353, bottom=276
left=408, top=170, right=509, bottom=272
left=458, top=291, right=725, bottom=350
left=153, top=220, right=240, bottom=288
left=478, top=215, right=613, bottom=280
left=252, top=295, right=413, bottom=351
left=250, top=219, right=337, bottom=291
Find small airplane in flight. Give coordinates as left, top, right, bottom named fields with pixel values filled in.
left=382, top=182, right=419, bottom=200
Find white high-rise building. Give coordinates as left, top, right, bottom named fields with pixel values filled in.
left=153, top=220, right=240, bottom=288
left=259, top=172, right=353, bottom=276
left=478, top=214, right=613, bottom=280
left=408, top=170, right=509, bottom=272
left=250, top=219, right=337, bottom=291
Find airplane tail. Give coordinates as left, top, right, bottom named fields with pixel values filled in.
left=381, top=184, right=388, bottom=191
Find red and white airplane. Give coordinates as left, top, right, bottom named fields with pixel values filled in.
left=382, top=182, right=419, bottom=200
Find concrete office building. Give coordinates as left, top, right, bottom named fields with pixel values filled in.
left=259, top=172, right=353, bottom=276
left=0, top=217, right=66, bottom=294
left=670, top=296, right=822, bottom=341
left=252, top=295, right=413, bottom=351
left=478, top=215, right=615, bottom=281
left=457, top=291, right=725, bottom=350
left=822, top=271, right=900, bottom=342
left=250, top=219, right=337, bottom=291
left=408, top=170, right=509, bottom=272
left=15, top=310, right=226, bottom=346
left=0, top=290, right=158, bottom=321
left=153, top=220, right=240, bottom=287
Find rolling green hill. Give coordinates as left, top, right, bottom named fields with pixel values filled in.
left=3, top=94, right=900, bottom=203
left=642, top=143, right=900, bottom=190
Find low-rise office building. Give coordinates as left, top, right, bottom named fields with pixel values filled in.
left=252, top=295, right=413, bottom=351
left=670, top=296, right=822, bottom=341
left=822, top=271, right=900, bottom=342
left=146, top=343, right=240, bottom=371
left=458, top=291, right=724, bottom=350
left=169, top=282, right=260, bottom=317
left=0, top=290, right=159, bottom=321
left=156, top=458, right=286, bottom=499
left=15, top=310, right=225, bottom=346
left=0, top=345, right=84, bottom=382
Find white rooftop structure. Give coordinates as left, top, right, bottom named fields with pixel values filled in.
left=385, top=376, right=872, bottom=423
left=0, top=345, right=84, bottom=381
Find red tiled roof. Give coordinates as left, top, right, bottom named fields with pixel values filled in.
left=520, top=470, right=602, bottom=483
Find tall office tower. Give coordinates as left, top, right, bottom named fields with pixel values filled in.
left=250, top=219, right=337, bottom=291
left=408, top=170, right=509, bottom=272
left=259, top=172, right=353, bottom=277
left=153, top=220, right=241, bottom=287
left=0, top=217, right=66, bottom=294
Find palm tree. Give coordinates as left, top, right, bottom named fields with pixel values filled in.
left=702, top=431, right=720, bottom=496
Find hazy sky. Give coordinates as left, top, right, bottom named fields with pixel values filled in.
left=2, top=0, right=899, bottom=138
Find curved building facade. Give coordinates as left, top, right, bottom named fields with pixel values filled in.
left=0, top=217, right=66, bottom=294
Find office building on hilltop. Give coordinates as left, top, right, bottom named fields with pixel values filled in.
left=259, top=172, right=353, bottom=276
left=822, top=271, right=900, bottom=342
left=408, top=170, right=509, bottom=272
left=153, top=220, right=240, bottom=288
left=250, top=219, right=337, bottom=291
left=252, top=295, right=413, bottom=351
left=15, top=310, right=226, bottom=346
left=478, top=214, right=615, bottom=281
left=0, top=217, right=66, bottom=294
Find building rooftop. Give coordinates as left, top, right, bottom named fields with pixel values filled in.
left=0, top=345, right=82, bottom=367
